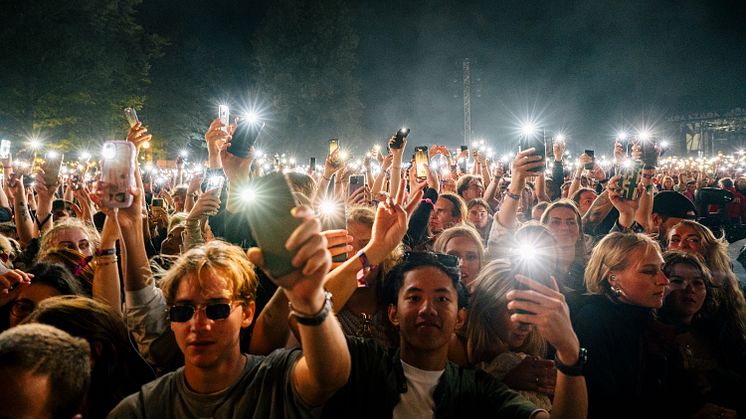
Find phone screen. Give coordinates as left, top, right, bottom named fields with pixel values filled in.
left=0, top=140, right=10, bottom=159
left=618, top=160, right=643, bottom=201
left=218, top=105, right=230, bottom=132
left=415, top=146, right=428, bottom=178
left=206, top=175, right=225, bottom=196
left=641, top=141, right=658, bottom=168
left=328, top=139, right=339, bottom=156
left=244, top=173, right=302, bottom=279
left=42, top=152, right=64, bottom=186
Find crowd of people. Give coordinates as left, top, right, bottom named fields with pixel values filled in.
left=1, top=116, right=745, bottom=419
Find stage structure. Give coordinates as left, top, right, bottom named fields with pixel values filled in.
left=668, top=108, right=746, bottom=156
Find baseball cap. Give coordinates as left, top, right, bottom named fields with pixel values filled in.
left=653, top=191, right=697, bottom=219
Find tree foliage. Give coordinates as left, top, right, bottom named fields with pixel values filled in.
left=0, top=0, right=164, bottom=147
left=252, top=0, right=363, bottom=155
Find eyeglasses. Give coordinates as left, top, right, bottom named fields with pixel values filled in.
left=403, top=251, right=459, bottom=267
left=167, top=303, right=235, bottom=323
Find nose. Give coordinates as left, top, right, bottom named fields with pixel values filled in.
left=418, top=298, right=437, bottom=317
left=656, top=271, right=670, bottom=286
left=190, top=307, right=212, bottom=331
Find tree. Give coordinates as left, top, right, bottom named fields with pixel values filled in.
left=0, top=0, right=164, bottom=148
left=252, top=0, right=363, bottom=155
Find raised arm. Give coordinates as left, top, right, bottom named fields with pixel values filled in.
left=497, top=149, right=544, bottom=229
left=247, top=206, right=351, bottom=407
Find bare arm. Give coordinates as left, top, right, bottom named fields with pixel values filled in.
left=497, top=149, right=544, bottom=229
left=11, top=178, right=34, bottom=247
left=93, top=213, right=122, bottom=315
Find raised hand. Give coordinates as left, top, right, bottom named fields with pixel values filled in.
left=364, top=178, right=408, bottom=264
left=127, top=122, right=152, bottom=151
left=186, top=192, right=221, bottom=222
left=502, top=356, right=557, bottom=396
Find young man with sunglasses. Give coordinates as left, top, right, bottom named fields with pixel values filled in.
left=323, top=251, right=588, bottom=419
left=109, top=208, right=350, bottom=418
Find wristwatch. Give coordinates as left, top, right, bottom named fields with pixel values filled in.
left=554, top=347, right=587, bottom=376
left=288, top=291, right=333, bottom=326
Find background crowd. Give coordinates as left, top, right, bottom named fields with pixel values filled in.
left=1, top=114, right=745, bottom=419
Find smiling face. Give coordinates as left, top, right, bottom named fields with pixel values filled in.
left=544, top=207, right=580, bottom=248
left=663, top=262, right=707, bottom=324
left=170, top=271, right=254, bottom=371
left=609, top=246, right=669, bottom=308
left=389, top=266, right=465, bottom=360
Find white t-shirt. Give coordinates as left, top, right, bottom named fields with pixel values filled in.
left=393, top=360, right=445, bottom=419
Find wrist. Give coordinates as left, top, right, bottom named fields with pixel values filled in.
left=361, top=244, right=386, bottom=266
left=285, top=288, right=326, bottom=316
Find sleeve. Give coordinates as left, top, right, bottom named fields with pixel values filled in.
left=106, top=393, right=144, bottom=419
left=125, top=282, right=181, bottom=371
left=551, top=160, right=564, bottom=200
left=485, top=218, right=518, bottom=260
left=404, top=188, right=438, bottom=249
left=572, top=305, right=618, bottom=416
left=211, top=208, right=256, bottom=250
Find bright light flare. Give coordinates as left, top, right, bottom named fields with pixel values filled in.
left=141, top=141, right=151, bottom=149
left=240, top=188, right=256, bottom=202
left=555, top=134, right=566, bottom=143
left=79, top=151, right=91, bottom=160
left=520, top=122, right=537, bottom=137
left=616, top=131, right=628, bottom=141
left=28, top=139, right=42, bottom=150
left=245, top=112, right=260, bottom=124
left=638, top=130, right=652, bottom=141
left=179, top=149, right=189, bottom=158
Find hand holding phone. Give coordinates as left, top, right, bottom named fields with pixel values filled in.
left=100, top=141, right=136, bottom=208
left=390, top=128, right=410, bottom=150
left=519, top=130, right=546, bottom=173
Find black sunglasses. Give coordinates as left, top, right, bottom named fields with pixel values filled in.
left=167, top=303, right=233, bottom=323
left=403, top=251, right=459, bottom=267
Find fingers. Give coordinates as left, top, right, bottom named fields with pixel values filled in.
left=291, top=233, right=327, bottom=268
left=285, top=214, right=321, bottom=252
left=246, top=247, right=265, bottom=268
left=322, top=230, right=352, bottom=249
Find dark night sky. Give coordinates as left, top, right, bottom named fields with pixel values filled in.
left=140, top=0, right=746, bottom=154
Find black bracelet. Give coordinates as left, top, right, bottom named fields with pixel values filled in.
left=289, top=291, right=333, bottom=326
left=554, top=347, right=587, bottom=376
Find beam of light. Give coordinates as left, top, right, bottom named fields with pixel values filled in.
left=520, top=122, right=537, bottom=137
left=616, top=131, right=628, bottom=141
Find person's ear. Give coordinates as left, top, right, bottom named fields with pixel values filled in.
left=651, top=213, right=662, bottom=227
left=455, top=307, right=467, bottom=331
left=241, top=301, right=256, bottom=329
left=388, top=304, right=399, bottom=327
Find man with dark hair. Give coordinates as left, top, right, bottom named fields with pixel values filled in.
left=429, top=193, right=467, bottom=235
left=0, top=323, right=91, bottom=419
left=323, top=251, right=588, bottom=418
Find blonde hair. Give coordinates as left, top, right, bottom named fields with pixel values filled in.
left=464, top=259, right=547, bottom=363
left=160, top=241, right=258, bottom=307
left=433, top=225, right=485, bottom=270
left=585, top=232, right=661, bottom=296
left=39, top=218, right=101, bottom=260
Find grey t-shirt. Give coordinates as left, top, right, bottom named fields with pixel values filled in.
left=108, top=349, right=317, bottom=419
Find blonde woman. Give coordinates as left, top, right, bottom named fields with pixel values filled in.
left=433, top=225, right=485, bottom=286
left=574, top=232, right=671, bottom=418
left=460, top=259, right=553, bottom=411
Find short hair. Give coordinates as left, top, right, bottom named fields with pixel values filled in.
left=23, top=296, right=155, bottom=417
left=437, top=193, right=468, bottom=220
left=160, top=240, right=258, bottom=307
left=467, top=198, right=493, bottom=215
left=464, top=259, right=547, bottom=363
left=456, top=175, right=483, bottom=197
left=433, top=225, right=485, bottom=271
left=27, top=262, right=85, bottom=296
left=168, top=212, right=188, bottom=233
left=0, top=324, right=91, bottom=418
left=286, top=172, right=317, bottom=199
left=585, top=232, right=661, bottom=296
left=570, top=187, right=597, bottom=206
left=39, top=218, right=100, bottom=259
left=384, top=252, right=469, bottom=308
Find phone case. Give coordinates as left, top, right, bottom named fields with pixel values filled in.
left=124, top=108, right=139, bottom=128
left=348, top=175, right=365, bottom=196
left=244, top=173, right=302, bottom=279
left=415, top=147, right=428, bottom=178
left=0, top=140, right=10, bottom=159
left=618, top=160, right=644, bottom=201
left=101, top=142, right=136, bottom=208
left=520, top=134, right=546, bottom=173
left=42, top=153, right=64, bottom=186
left=206, top=175, right=225, bottom=196
left=218, top=105, right=230, bottom=131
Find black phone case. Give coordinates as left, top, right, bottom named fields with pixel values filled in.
left=244, top=173, right=302, bottom=279
left=227, top=120, right=263, bottom=159
left=519, top=134, right=546, bottom=173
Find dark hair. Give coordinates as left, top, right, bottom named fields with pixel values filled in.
left=456, top=175, right=483, bottom=197
left=570, top=187, right=596, bottom=206
left=384, top=252, right=469, bottom=308
left=26, top=262, right=85, bottom=296
left=467, top=198, right=493, bottom=215
left=24, top=296, right=155, bottom=418
left=437, top=193, right=468, bottom=220
left=0, top=323, right=90, bottom=418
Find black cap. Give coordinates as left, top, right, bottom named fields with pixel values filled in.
left=653, top=191, right=697, bottom=219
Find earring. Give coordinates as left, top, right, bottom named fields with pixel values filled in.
left=609, top=274, right=617, bottom=281
left=610, top=285, right=622, bottom=296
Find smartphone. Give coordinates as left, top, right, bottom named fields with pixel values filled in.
left=123, top=107, right=139, bottom=128
left=206, top=175, right=225, bottom=196
left=319, top=199, right=348, bottom=263
left=390, top=128, right=410, bottom=149
left=618, top=160, right=644, bottom=201
left=227, top=117, right=264, bottom=159
left=415, top=146, right=429, bottom=179
left=0, top=140, right=10, bottom=159
left=519, top=130, right=546, bottom=173
left=309, top=157, right=316, bottom=172
left=584, top=149, right=595, bottom=170
left=244, top=173, right=302, bottom=279
left=460, top=145, right=468, bottom=153
left=42, top=152, right=64, bottom=186
left=348, top=174, right=365, bottom=196
left=328, top=139, right=339, bottom=156
left=101, top=141, right=136, bottom=208
left=151, top=198, right=164, bottom=208
left=641, top=140, right=658, bottom=168
left=218, top=105, right=230, bottom=132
